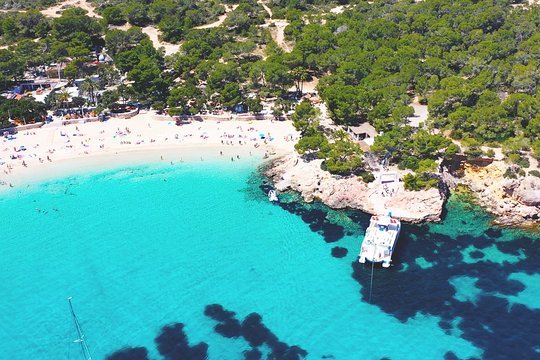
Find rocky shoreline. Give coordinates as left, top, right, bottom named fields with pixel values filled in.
left=266, top=155, right=446, bottom=224
left=265, top=154, right=540, bottom=228
left=458, top=162, right=540, bottom=227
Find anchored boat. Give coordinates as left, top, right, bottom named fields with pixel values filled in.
left=268, top=189, right=278, bottom=202
left=358, top=215, right=401, bottom=268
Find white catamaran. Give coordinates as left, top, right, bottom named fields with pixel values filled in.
left=68, top=297, right=93, bottom=360
left=358, top=215, right=401, bottom=268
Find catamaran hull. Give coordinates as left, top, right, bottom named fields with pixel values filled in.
left=357, top=216, right=401, bottom=269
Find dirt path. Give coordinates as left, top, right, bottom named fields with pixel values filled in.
left=408, top=96, right=428, bottom=128
left=256, top=0, right=292, bottom=52
left=194, top=4, right=238, bottom=29
left=40, top=0, right=101, bottom=18
left=269, top=20, right=292, bottom=52
left=258, top=0, right=273, bottom=18
left=141, top=26, right=181, bottom=56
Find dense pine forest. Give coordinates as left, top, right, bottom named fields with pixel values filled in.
left=1, top=0, right=539, bottom=184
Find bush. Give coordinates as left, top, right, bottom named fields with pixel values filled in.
left=485, top=149, right=495, bottom=158
left=102, top=6, right=126, bottom=25
left=444, top=143, right=461, bottom=160
left=403, top=173, right=438, bottom=191
left=417, top=158, right=438, bottom=173
left=464, top=146, right=483, bottom=159
left=503, top=167, right=517, bottom=179
left=398, top=156, right=419, bottom=171
left=507, top=153, right=530, bottom=168
left=359, top=171, right=375, bottom=183
left=517, top=156, right=530, bottom=168
left=529, top=170, right=540, bottom=178
left=507, top=152, right=521, bottom=163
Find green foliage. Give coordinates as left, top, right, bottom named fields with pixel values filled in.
left=102, top=6, right=127, bottom=26
left=294, top=132, right=328, bottom=155
left=0, top=49, right=24, bottom=87
left=507, top=153, right=530, bottom=168
left=503, top=167, right=518, bottom=179
left=485, top=148, right=495, bottom=158
left=529, top=170, right=540, bottom=178
left=0, top=97, right=46, bottom=127
left=403, top=173, right=438, bottom=191
left=532, top=140, right=540, bottom=159
left=291, top=100, right=319, bottom=135
left=322, top=139, right=363, bottom=175
left=464, top=146, right=484, bottom=160
left=167, top=83, right=204, bottom=115
left=359, top=171, right=375, bottom=183
left=444, top=143, right=461, bottom=160
left=52, top=8, right=102, bottom=43
left=218, top=82, right=242, bottom=110
left=245, top=97, right=263, bottom=114
left=125, top=3, right=150, bottom=27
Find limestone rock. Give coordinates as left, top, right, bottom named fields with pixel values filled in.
left=461, top=163, right=540, bottom=227
left=504, top=176, right=540, bottom=206
left=266, top=155, right=445, bottom=223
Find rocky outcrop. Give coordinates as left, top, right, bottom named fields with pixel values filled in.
left=461, top=162, right=540, bottom=227
left=266, top=154, right=540, bottom=227
left=266, top=155, right=445, bottom=223
left=504, top=176, right=540, bottom=206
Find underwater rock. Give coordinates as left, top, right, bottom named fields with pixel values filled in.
left=205, top=305, right=308, bottom=359
left=106, top=347, right=149, bottom=360
left=154, top=323, right=208, bottom=360
left=331, top=246, right=348, bottom=258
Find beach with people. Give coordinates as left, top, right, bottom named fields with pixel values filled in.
left=0, top=111, right=299, bottom=187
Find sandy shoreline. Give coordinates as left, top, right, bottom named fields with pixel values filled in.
left=0, top=111, right=299, bottom=188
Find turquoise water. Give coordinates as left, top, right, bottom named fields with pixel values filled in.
left=0, top=159, right=538, bottom=359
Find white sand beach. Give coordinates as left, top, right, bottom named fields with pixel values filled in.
left=0, top=112, right=299, bottom=187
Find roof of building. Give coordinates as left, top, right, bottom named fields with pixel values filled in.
left=348, top=123, right=378, bottom=137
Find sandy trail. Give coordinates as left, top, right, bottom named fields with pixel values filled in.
left=194, top=4, right=238, bottom=29
left=141, top=26, right=181, bottom=56
left=0, top=112, right=298, bottom=187
left=408, top=97, right=428, bottom=128
left=258, top=0, right=273, bottom=18
left=40, top=0, right=101, bottom=18
left=257, top=0, right=292, bottom=52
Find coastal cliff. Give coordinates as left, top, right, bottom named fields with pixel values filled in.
left=460, top=162, right=540, bottom=227
left=266, top=155, right=445, bottom=223
left=266, top=155, right=540, bottom=227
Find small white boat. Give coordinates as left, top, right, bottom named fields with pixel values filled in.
left=358, top=215, right=401, bottom=268
left=268, top=189, right=278, bottom=202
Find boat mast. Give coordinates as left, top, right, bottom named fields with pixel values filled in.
left=68, top=297, right=93, bottom=360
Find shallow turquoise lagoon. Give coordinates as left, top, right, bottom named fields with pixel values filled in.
left=0, top=160, right=538, bottom=359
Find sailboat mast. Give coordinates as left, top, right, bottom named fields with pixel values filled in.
left=68, top=297, right=93, bottom=360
